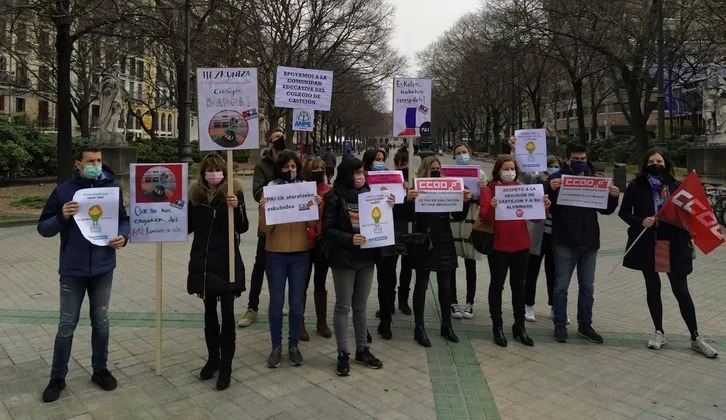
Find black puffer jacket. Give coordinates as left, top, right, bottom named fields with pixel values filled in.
left=410, top=203, right=470, bottom=272
left=187, top=179, right=248, bottom=297
left=380, top=203, right=411, bottom=258
left=545, top=162, right=619, bottom=250
left=619, top=176, right=693, bottom=275
left=322, top=187, right=376, bottom=270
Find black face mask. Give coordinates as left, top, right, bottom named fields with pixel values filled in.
left=400, top=168, right=409, bottom=180
left=279, top=170, right=295, bottom=183
left=430, top=170, right=441, bottom=178
left=312, top=171, right=324, bottom=184
left=272, top=138, right=286, bottom=151
left=647, top=164, right=666, bottom=178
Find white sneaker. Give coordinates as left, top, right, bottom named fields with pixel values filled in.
left=550, top=307, right=570, bottom=325
left=451, top=304, right=463, bottom=319
left=647, top=331, right=666, bottom=350
left=283, top=306, right=288, bottom=316
left=238, top=309, right=257, bottom=328
left=691, top=336, right=718, bottom=358
left=525, top=305, right=536, bottom=322
left=462, top=304, right=474, bottom=319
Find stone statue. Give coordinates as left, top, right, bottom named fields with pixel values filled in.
left=97, top=64, right=127, bottom=146
left=703, top=64, right=726, bottom=136
left=544, top=105, right=557, bottom=137
left=258, top=110, right=270, bottom=143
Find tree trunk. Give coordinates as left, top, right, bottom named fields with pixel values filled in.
left=175, top=60, right=186, bottom=159
left=530, top=91, right=542, bottom=128
left=483, top=112, right=492, bottom=153
left=573, top=79, right=587, bottom=145
left=492, top=109, right=502, bottom=156
left=79, top=105, right=90, bottom=138
left=626, top=81, right=650, bottom=158
left=590, top=91, right=599, bottom=141
left=56, top=20, right=74, bottom=183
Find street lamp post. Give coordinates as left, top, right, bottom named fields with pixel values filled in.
left=656, top=0, right=667, bottom=150
left=179, top=0, right=193, bottom=163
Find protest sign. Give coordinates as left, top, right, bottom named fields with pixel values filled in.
left=441, top=165, right=482, bottom=197
left=73, top=187, right=119, bottom=246
left=196, top=68, right=259, bottom=151
left=359, top=192, right=396, bottom=249
left=557, top=175, right=611, bottom=209
left=393, top=78, right=432, bottom=137
left=514, top=129, right=547, bottom=172
left=263, top=181, right=319, bottom=225
left=275, top=66, right=334, bottom=111
left=414, top=177, right=464, bottom=213
left=367, top=171, right=406, bottom=203
left=495, top=184, right=546, bottom=221
left=129, top=163, right=188, bottom=243
left=292, top=108, right=314, bottom=132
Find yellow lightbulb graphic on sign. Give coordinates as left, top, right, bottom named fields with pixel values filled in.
left=88, top=205, right=103, bottom=224
left=525, top=141, right=536, bottom=155
left=371, top=207, right=382, bottom=224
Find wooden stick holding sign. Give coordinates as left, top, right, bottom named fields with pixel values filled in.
left=227, top=150, right=235, bottom=283
left=155, top=243, right=163, bottom=375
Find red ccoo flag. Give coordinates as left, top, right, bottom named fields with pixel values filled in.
left=656, top=172, right=725, bottom=255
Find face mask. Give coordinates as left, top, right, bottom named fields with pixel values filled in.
left=204, top=171, right=224, bottom=185
left=400, top=168, right=409, bottom=180
left=647, top=164, right=666, bottom=178
left=353, top=173, right=366, bottom=189
left=312, top=171, right=324, bottom=184
left=456, top=153, right=470, bottom=165
left=280, top=170, right=296, bottom=182
left=547, top=167, right=560, bottom=174
left=272, top=138, right=286, bottom=151
left=570, top=160, right=587, bottom=174
left=500, top=170, right=516, bottom=183
left=430, top=170, right=441, bottom=178
left=82, top=164, right=102, bottom=179
left=372, top=161, right=386, bottom=171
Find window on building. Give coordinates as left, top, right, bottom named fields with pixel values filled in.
left=0, top=96, right=5, bottom=112
left=38, top=66, right=51, bottom=90
left=17, top=64, right=29, bottom=86
left=154, top=113, right=160, bottom=131
left=0, top=19, right=7, bottom=45
left=137, top=84, right=142, bottom=100
left=129, top=81, right=135, bottom=99
left=137, top=60, right=144, bottom=79
left=16, top=98, right=26, bottom=113
left=135, top=110, right=141, bottom=129
left=91, top=104, right=100, bottom=127
left=129, top=58, right=136, bottom=77
left=127, top=109, right=133, bottom=129
left=120, top=58, right=126, bottom=74
left=16, top=23, right=28, bottom=52
left=167, top=115, right=173, bottom=132
left=38, top=101, right=49, bottom=126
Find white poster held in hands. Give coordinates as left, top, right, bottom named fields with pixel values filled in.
left=495, top=184, right=546, bottom=221
left=393, top=78, right=432, bottom=137
left=73, top=187, right=120, bottom=246
left=263, top=181, right=319, bottom=225
left=441, top=165, right=482, bottom=198
left=275, top=66, right=334, bottom=111
left=414, top=177, right=464, bottom=213
left=514, top=129, right=547, bottom=172
left=556, top=175, right=611, bottom=209
left=129, top=163, right=189, bottom=243
left=196, top=68, right=259, bottom=151
left=366, top=171, right=406, bottom=203
left=359, top=192, right=396, bottom=249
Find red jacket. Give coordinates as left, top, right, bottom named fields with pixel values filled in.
left=307, top=182, right=332, bottom=249
left=479, top=181, right=539, bottom=253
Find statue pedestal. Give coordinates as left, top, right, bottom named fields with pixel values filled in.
left=101, top=146, right=137, bottom=191
left=687, top=142, right=726, bottom=184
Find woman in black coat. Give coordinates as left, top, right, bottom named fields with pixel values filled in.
left=408, top=156, right=471, bottom=347
left=619, top=148, right=717, bottom=358
left=188, top=154, right=249, bottom=389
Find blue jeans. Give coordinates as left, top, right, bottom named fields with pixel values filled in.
left=552, top=245, right=597, bottom=328
left=51, top=271, right=114, bottom=380
left=266, top=251, right=309, bottom=349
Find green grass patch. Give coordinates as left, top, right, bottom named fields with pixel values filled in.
left=0, top=214, right=36, bottom=221
left=10, top=195, right=48, bottom=209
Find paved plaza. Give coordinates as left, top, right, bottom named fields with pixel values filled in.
left=0, top=156, right=725, bottom=420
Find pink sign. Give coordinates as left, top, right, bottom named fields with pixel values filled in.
left=367, top=171, right=404, bottom=184
left=441, top=166, right=479, bottom=178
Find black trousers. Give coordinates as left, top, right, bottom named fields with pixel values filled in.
left=524, top=233, right=555, bottom=307
left=247, top=235, right=266, bottom=311
left=451, top=258, right=477, bottom=305
left=642, top=271, right=699, bottom=339
left=398, top=255, right=412, bottom=300
left=488, top=249, right=529, bottom=328
left=325, top=167, right=335, bottom=183
left=204, top=294, right=236, bottom=336
left=376, top=254, right=399, bottom=323
left=305, top=247, right=329, bottom=294
left=413, top=270, right=453, bottom=326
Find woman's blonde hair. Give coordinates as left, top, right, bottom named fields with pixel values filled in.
left=198, top=153, right=228, bottom=189
left=302, top=156, right=325, bottom=181
left=417, top=156, right=441, bottom=178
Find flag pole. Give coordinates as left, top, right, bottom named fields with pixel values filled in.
left=609, top=226, right=651, bottom=275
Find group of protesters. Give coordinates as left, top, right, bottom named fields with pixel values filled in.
left=36, top=131, right=719, bottom=402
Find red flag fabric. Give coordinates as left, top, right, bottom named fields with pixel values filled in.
left=656, top=172, right=725, bottom=255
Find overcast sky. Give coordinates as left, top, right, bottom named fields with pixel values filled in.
left=389, top=0, right=482, bottom=77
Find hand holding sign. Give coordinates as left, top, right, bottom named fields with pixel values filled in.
left=62, top=201, right=80, bottom=220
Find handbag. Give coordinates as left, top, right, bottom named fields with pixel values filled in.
left=400, top=227, right=433, bottom=258
left=470, top=217, right=494, bottom=255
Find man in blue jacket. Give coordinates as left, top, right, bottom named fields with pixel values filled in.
left=38, top=145, right=130, bottom=403
left=546, top=143, right=619, bottom=344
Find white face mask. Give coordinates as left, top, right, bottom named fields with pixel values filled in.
left=500, top=170, right=516, bottom=183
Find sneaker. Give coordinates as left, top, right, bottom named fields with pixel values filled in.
left=550, top=307, right=570, bottom=325
left=553, top=325, right=568, bottom=343
left=354, top=347, right=383, bottom=369
left=525, top=305, right=536, bottom=322
left=451, top=304, right=463, bottom=319
left=41, top=379, right=66, bottom=403
left=91, top=370, right=117, bottom=391
left=336, top=352, right=350, bottom=376
left=238, top=309, right=257, bottom=328
left=648, top=331, right=666, bottom=350
left=289, top=347, right=303, bottom=366
left=267, top=348, right=282, bottom=368
left=462, top=304, right=474, bottom=320
left=577, top=325, right=604, bottom=344
left=691, top=336, right=718, bottom=358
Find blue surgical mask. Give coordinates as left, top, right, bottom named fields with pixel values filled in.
left=372, top=161, right=386, bottom=171
left=570, top=160, right=587, bottom=174
left=456, top=153, right=470, bottom=165
left=547, top=167, right=560, bottom=174
left=82, top=165, right=102, bottom=179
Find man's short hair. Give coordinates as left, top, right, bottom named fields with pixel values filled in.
left=74, top=144, right=102, bottom=161
left=566, top=142, right=587, bottom=158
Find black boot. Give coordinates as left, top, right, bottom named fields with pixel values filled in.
left=377, top=321, right=392, bottom=340
left=440, top=323, right=459, bottom=343
left=414, top=325, right=431, bottom=347
left=512, top=323, right=534, bottom=346
left=200, top=326, right=220, bottom=380
left=493, top=327, right=508, bottom=347
left=217, top=330, right=235, bottom=390
left=398, top=288, right=412, bottom=315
